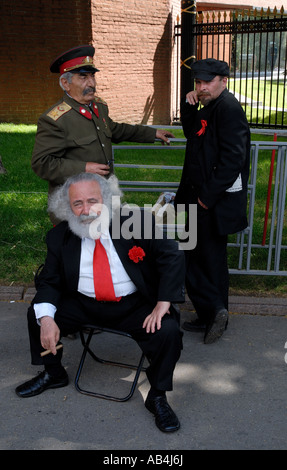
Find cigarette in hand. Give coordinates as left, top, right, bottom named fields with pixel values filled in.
left=40, top=344, right=63, bottom=357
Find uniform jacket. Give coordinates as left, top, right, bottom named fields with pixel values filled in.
left=175, top=89, right=251, bottom=235
left=33, top=212, right=185, bottom=311
left=31, top=94, right=156, bottom=192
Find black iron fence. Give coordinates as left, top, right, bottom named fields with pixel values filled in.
left=174, top=4, right=287, bottom=129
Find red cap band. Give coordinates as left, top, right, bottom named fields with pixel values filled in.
left=60, top=55, right=95, bottom=74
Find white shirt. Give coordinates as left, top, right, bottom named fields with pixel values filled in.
left=34, top=231, right=137, bottom=323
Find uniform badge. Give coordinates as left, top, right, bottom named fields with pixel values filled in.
left=79, top=107, right=92, bottom=120
left=47, top=102, right=72, bottom=121
left=92, top=103, right=99, bottom=118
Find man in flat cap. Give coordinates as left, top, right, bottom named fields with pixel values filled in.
left=175, top=58, right=250, bottom=343
left=32, top=45, right=174, bottom=219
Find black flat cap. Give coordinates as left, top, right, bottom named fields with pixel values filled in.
left=191, top=58, right=229, bottom=81
left=50, top=45, right=99, bottom=74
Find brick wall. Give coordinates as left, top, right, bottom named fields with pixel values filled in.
left=0, top=0, right=179, bottom=125
left=0, top=1, right=282, bottom=125
left=92, top=0, right=180, bottom=124
left=0, top=0, right=92, bottom=124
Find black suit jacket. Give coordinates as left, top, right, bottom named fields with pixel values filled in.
left=175, top=89, right=250, bottom=235
left=33, top=211, right=185, bottom=311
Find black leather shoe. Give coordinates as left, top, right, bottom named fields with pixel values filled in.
left=145, top=396, right=180, bottom=432
left=182, top=319, right=206, bottom=332
left=204, top=308, right=229, bottom=344
left=15, top=370, right=69, bottom=398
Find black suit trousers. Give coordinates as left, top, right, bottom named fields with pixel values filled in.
left=27, top=291, right=183, bottom=392
left=185, top=205, right=229, bottom=321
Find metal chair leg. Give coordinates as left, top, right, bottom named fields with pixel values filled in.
left=74, top=326, right=146, bottom=402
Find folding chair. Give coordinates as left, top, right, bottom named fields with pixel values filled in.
left=74, top=325, right=146, bottom=402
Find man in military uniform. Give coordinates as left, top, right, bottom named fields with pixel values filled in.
left=32, top=45, right=174, bottom=202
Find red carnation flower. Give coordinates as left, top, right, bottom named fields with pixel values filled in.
left=128, top=246, right=146, bottom=263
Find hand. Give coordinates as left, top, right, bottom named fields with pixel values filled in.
left=198, top=197, right=208, bottom=209
left=155, top=129, right=175, bottom=145
left=142, top=301, right=171, bottom=333
left=85, top=162, right=110, bottom=176
left=40, top=316, right=60, bottom=355
left=186, top=91, right=199, bottom=105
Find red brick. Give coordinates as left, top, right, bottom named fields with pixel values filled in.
left=0, top=0, right=180, bottom=125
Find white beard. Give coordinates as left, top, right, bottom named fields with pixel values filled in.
left=68, top=204, right=112, bottom=240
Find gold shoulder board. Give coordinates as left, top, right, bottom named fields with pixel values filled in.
left=94, top=96, right=107, bottom=106
left=47, top=102, right=72, bottom=121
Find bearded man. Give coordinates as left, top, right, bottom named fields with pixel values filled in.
left=15, top=173, right=185, bottom=433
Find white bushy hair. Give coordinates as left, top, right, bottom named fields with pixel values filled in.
left=48, top=173, right=122, bottom=222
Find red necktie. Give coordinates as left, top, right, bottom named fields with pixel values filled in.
left=93, top=239, right=121, bottom=302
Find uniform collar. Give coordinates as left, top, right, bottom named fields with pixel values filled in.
left=63, top=93, right=99, bottom=119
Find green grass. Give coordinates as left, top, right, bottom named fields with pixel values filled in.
left=229, top=79, right=287, bottom=126
left=230, top=79, right=287, bottom=107
left=0, top=123, right=286, bottom=296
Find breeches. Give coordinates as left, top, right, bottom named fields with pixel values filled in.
left=27, top=291, right=183, bottom=391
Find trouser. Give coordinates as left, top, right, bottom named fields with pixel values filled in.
left=27, top=291, right=183, bottom=392
left=185, top=204, right=229, bottom=323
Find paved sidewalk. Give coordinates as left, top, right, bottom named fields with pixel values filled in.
left=0, top=290, right=286, bottom=451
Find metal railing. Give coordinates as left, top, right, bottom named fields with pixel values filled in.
left=112, top=133, right=287, bottom=276
left=229, top=141, right=287, bottom=276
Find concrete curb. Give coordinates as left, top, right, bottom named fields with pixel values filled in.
left=0, top=286, right=36, bottom=302
left=0, top=286, right=286, bottom=316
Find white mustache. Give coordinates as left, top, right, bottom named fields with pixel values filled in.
left=79, top=213, right=100, bottom=224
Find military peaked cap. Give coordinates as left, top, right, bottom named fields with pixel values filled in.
left=50, top=45, right=99, bottom=74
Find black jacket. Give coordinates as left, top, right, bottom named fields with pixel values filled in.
left=175, top=89, right=250, bottom=235
left=33, top=211, right=185, bottom=311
